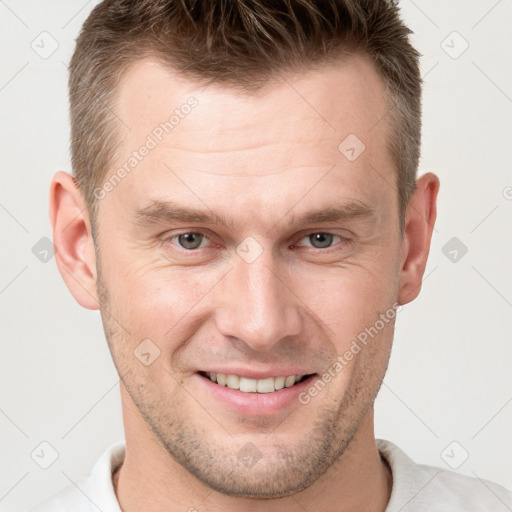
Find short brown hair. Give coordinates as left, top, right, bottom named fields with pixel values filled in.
left=69, top=0, right=421, bottom=236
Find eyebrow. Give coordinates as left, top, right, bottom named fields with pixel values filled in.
left=133, top=199, right=376, bottom=231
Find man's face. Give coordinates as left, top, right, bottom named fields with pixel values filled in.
left=95, top=55, right=403, bottom=496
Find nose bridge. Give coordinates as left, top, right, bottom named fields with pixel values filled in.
left=215, top=246, right=302, bottom=350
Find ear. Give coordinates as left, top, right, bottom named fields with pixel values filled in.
left=398, top=172, right=440, bottom=305
left=49, top=171, right=99, bottom=310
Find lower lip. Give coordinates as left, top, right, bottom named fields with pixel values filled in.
left=194, top=373, right=317, bottom=416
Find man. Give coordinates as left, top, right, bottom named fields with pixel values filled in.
left=30, top=0, right=512, bottom=511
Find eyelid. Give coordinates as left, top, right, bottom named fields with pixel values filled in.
left=161, top=229, right=218, bottom=249
left=293, top=232, right=347, bottom=249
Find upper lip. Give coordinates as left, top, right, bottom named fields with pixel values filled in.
left=198, top=368, right=316, bottom=380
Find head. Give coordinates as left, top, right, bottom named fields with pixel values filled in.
left=51, top=0, right=439, bottom=499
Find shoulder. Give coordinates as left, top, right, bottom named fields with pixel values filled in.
left=377, top=438, right=512, bottom=512
left=27, top=441, right=125, bottom=512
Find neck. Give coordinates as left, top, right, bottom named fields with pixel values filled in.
left=114, top=388, right=392, bottom=512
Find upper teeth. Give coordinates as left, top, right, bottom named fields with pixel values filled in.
left=207, top=372, right=305, bottom=393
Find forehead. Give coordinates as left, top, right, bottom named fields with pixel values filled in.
left=115, top=55, right=389, bottom=153
left=107, top=55, right=396, bottom=226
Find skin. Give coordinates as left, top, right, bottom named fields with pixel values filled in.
left=50, top=55, right=439, bottom=511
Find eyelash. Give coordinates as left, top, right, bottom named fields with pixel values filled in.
left=162, top=230, right=350, bottom=253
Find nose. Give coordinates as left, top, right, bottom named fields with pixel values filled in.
left=214, top=246, right=303, bottom=352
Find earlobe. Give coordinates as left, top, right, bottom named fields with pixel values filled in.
left=49, top=171, right=100, bottom=310
left=397, top=172, right=440, bottom=305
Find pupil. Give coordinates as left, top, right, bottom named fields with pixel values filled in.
left=311, top=233, right=332, bottom=248
left=179, top=233, right=202, bottom=249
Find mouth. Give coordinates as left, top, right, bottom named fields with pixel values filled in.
left=195, top=370, right=320, bottom=416
left=197, top=371, right=316, bottom=394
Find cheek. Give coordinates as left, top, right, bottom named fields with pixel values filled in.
left=293, top=253, right=399, bottom=343
left=299, top=266, right=397, bottom=401
left=109, top=259, right=223, bottom=341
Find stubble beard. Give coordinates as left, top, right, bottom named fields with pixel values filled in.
left=95, top=267, right=387, bottom=498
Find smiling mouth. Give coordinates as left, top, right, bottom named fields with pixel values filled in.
left=198, top=371, right=316, bottom=393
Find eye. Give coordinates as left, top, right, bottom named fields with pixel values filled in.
left=296, top=232, right=345, bottom=249
left=162, top=231, right=348, bottom=253
left=168, top=232, right=212, bottom=250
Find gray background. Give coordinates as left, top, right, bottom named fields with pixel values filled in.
left=1, top=0, right=511, bottom=510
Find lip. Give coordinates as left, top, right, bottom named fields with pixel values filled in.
left=198, top=367, right=315, bottom=380
left=194, top=372, right=318, bottom=416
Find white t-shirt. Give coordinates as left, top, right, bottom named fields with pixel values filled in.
left=28, top=438, right=512, bottom=511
